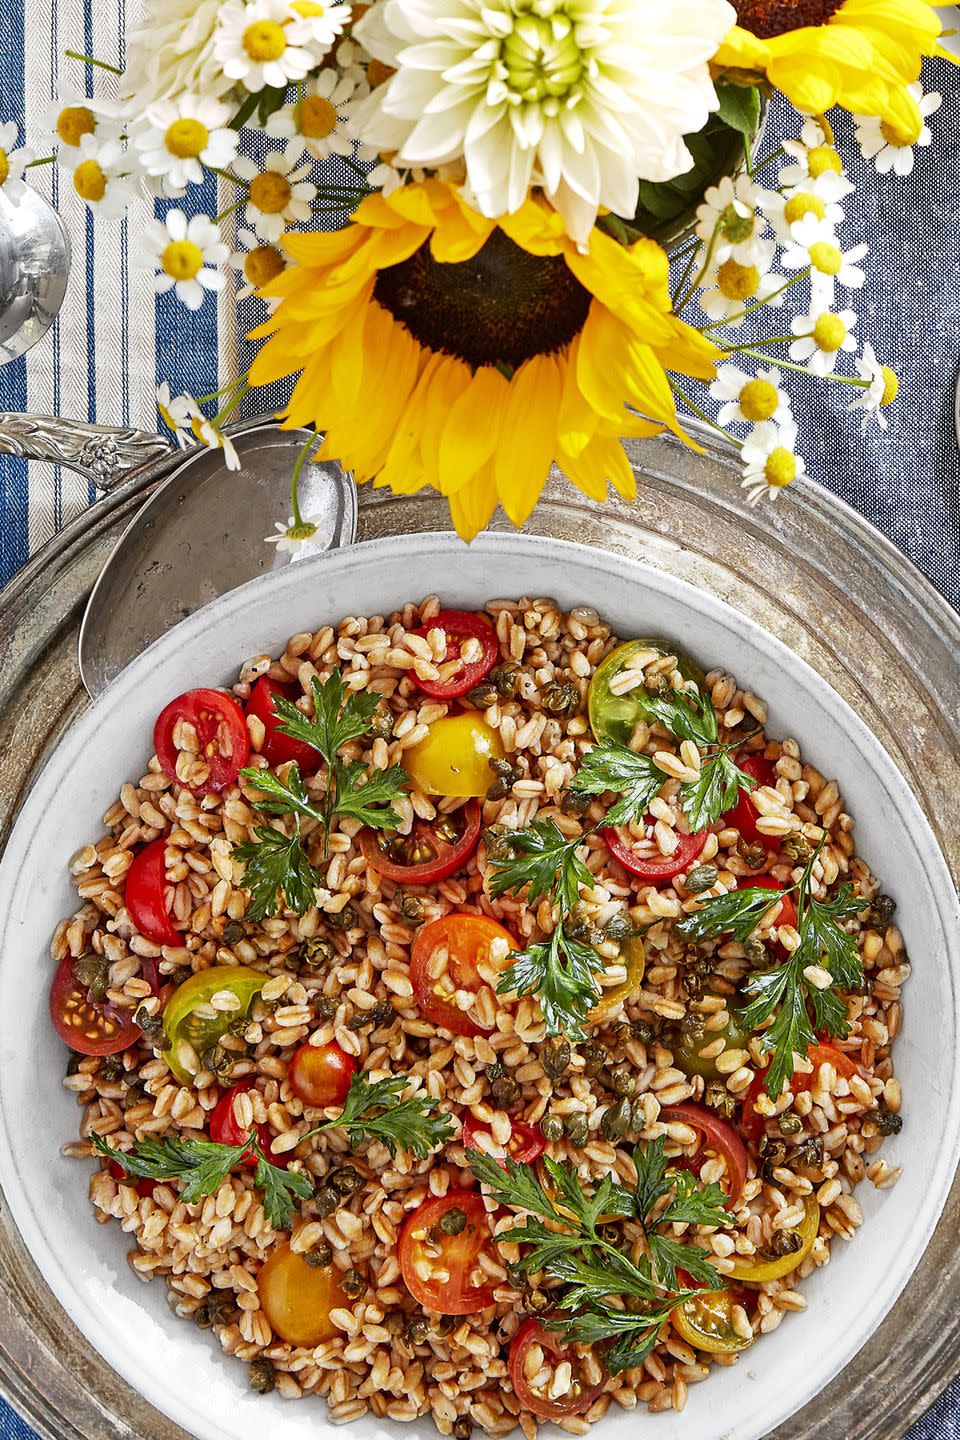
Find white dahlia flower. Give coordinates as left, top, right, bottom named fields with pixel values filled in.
left=115, top=0, right=230, bottom=112
left=350, top=0, right=737, bottom=244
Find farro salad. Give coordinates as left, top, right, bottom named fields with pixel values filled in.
left=53, top=596, right=908, bottom=1433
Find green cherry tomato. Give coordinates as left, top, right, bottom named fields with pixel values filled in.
left=673, top=997, right=751, bottom=1080
left=588, top=639, right=706, bottom=746
left=588, top=933, right=646, bottom=1024
left=403, top=714, right=505, bottom=797
left=163, top=965, right=265, bottom=1084
left=672, top=1286, right=754, bottom=1355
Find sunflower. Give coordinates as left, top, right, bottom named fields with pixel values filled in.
left=714, top=1, right=947, bottom=136
left=248, top=181, right=718, bottom=541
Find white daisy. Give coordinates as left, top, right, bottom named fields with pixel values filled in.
left=740, top=420, right=806, bottom=506
left=710, top=363, right=792, bottom=428
left=0, top=121, right=34, bottom=186
left=191, top=413, right=241, bottom=470
left=43, top=83, right=105, bottom=151
left=854, top=83, right=941, bottom=178
left=287, top=0, right=351, bottom=50
left=788, top=305, right=858, bottom=377
left=847, top=343, right=897, bottom=432
left=214, top=0, right=335, bottom=93
left=778, top=119, right=851, bottom=200
left=695, top=172, right=770, bottom=267
left=265, top=68, right=363, bottom=159
left=351, top=0, right=738, bottom=246
left=264, top=512, right=330, bottom=555
left=134, top=94, right=239, bottom=192
left=234, top=143, right=317, bottom=242
left=143, top=208, right=229, bottom=310
left=758, top=181, right=847, bottom=246
left=67, top=132, right=136, bottom=216
left=230, top=225, right=287, bottom=302
left=780, top=215, right=867, bottom=303
left=698, top=240, right=786, bottom=328
left=156, top=383, right=200, bottom=447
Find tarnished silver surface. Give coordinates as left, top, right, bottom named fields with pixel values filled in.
left=0, top=411, right=170, bottom=487
left=0, top=183, right=71, bottom=363
left=0, top=436, right=958, bottom=1440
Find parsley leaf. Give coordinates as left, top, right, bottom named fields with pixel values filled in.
left=306, top=1070, right=455, bottom=1160
left=250, top=1139, right=315, bottom=1229
left=233, top=822, right=321, bottom=919
left=273, top=671, right=382, bottom=759
left=329, top=758, right=407, bottom=830
left=643, top=686, right=717, bottom=746
left=679, top=748, right=755, bottom=832
left=497, top=928, right=605, bottom=1040
left=675, top=883, right=790, bottom=944
left=567, top=741, right=663, bottom=827
left=239, top=762, right=323, bottom=823
left=488, top=819, right=592, bottom=913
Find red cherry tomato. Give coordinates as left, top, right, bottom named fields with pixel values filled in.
left=49, top=956, right=141, bottom=1056
left=124, top=838, right=182, bottom=947
left=398, top=1192, right=496, bottom=1314
left=288, top=1041, right=357, bottom=1109
left=245, top=676, right=320, bottom=771
left=721, top=753, right=780, bottom=851
left=105, top=1159, right=156, bottom=1199
left=411, top=610, right=499, bottom=701
left=740, top=1043, right=859, bottom=1143
left=462, top=1114, right=546, bottom=1168
left=735, top=874, right=797, bottom=933
left=209, top=1077, right=286, bottom=1168
left=508, top=1318, right=605, bottom=1420
left=410, top=914, right=517, bottom=1038
left=154, top=687, right=250, bottom=794
left=359, top=800, right=482, bottom=885
left=603, top=823, right=707, bottom=883
left=659, top=1102, right=748, bottom=1206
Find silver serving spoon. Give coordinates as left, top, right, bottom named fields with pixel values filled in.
left=0, top=181, right=71, bottom=363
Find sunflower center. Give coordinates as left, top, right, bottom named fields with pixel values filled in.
left=812, top=312, right=846, bottom=351
left=764, top=447, right=797, bottom=488
left=0, top=150, right=8, bottom=188
left=243, top=19, right=288, bottom=62
left=880, top=114, right=922, bottom=148
left=716, top=259, right=759, bottom=301
left=57, top=105, right=95, bottom=146
left=808, top=240, right=842, bottom=275
left=245, top=243, right=286, bottom=286
left=783, top=192, right=825, bottom=225
left=739, top=379, right=778, bottom=422
left=880, top=366, right=898, bottom=405
left=162, top=240, right=204, bottom=281
left=166, top=117, right=209, bottom=159
left=301, top=94, right=337, bottom=139
left=733, top=0, right=843, bottom=39
left=500, top=12, right=584, bottom=105
left=249, top=171, right=292, bottom=213
left=373, top=228, right=592, bottom=370
left=74, top=159, right=106, bottom=202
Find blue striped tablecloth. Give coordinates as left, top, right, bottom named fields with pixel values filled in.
left=1, top=6, right=958, bottom=1437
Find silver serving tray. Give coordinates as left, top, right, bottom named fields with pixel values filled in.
left=0, top=422, right=958, bottom=1440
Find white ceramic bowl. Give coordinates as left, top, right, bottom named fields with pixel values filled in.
left=0, top=533, right=957, bottom=1440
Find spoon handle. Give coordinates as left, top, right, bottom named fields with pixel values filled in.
left=0, top=413, right=170, bottom=490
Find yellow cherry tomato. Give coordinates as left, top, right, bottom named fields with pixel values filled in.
left=588, top=639, right=706, bottom=747
left=162, top=965, right=264, bottom=1085
left=672, top=1286, right=754, bottom=1354
left=403, top=714, right=504, bottom=797
left=588, top=933, right=646, bottom=1024
left=726, top=1196, right=820, bottom=1283
left=257, top=1243, right=348, bottom=1345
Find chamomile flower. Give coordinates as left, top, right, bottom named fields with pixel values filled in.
left=134, top=95, right=238, bottom=192
left=265, top=69, right=365, bottom=159
left=854, top=83, right=941, bottom=177
left=44, top=84, right=103, bottom=150
left=191, top=413, right=241, bottom=470
left=695, top=173, right=770, bottom=267
left=740, top=420, right=807, bottom=506
left=789, top=305, right=858, bottom=377
left=287, top=0, right=352, bottom=50
left=780, top=215, right=867, bottom=303
left=143, top=209, right=229, bottom=310
left=156, top=383, right=199, bottom=447
left=847, top=343, right=898, bottom=432
left=230, top=226, right=287, bottom=302
left=264, top=513, right=329, bottom=555
left=233, top=143, right=317, bottom=242
left=68, top=132, right=135, bottom=216
left=710, top=363, right=792, bottom=428
left=778, top=119, right=851, bottom=200
left=759, top=182, right=847, bottom=246
left=214, top=0, right=336, bottom=93
left=698, top=241, right=786, bottom=327
left=0, top=121, right=34, bottom=186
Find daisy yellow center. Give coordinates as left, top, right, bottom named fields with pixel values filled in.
left=243, top=19, right=288, bottom=63
left=165, top=118, right=209, bottom=159
left=739, top=379, right=779, bottom=423
left=74, top=159, right=106, bottom=202
left=57, top=105, right=95, bottom=146
left=162, top=239, right=204, bottom=281
left=0, top=150, right=8, bottom=188
left=500, top=13, right=584, bottom=105
left=783, top=193, right=825, bottom=225
left=721, top=204, right=754, bottom=244
left=764, top=448, right=797, bottom=489
left=880, top=366, right=898, bottom=406
left=158, top=400, right=178, bottom=430
left=249, top=171, right=292, bottom=214
left=733, top=0, right=842, bottom=39
left=812, top=312, right=846, bottom=352
left=300, top=95, right=337, bottom=139
left=374, top=228, right=591, bottom=370
left=807, top=145, right=842, bottom=178
left=808, top=240, right=842, bottom=276
left=245, top=244, right=285, bottom=286
left=716, top=259, right=759, bottom=301
left=880, top=114, right=922, bottom=149
left=286, top=520, right=318, bottom=540
left=292, top=1, right=326, bottom=15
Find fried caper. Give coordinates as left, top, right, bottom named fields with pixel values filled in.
left=541, top=1037, right=571, bottom=1079
left=685, top=864, right=718, bottom=895
left=539, top=1115, right=564, bottom=1143
left=248, top=1358, right=276, bottom=1394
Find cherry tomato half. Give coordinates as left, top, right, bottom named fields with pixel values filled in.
left=587, top=933, right=646, bottom=1024
left=721, top=753, right=779, bottom=851
left=398, top=1192, right=496, bottom=1314
left=50, top=956, right=141, bottom=1056
left=209, top=1077, right=286, bottom=1168
left=105, top=1159, right=157, bottom=1200
left=246, top=676, right=319, bottom=771
left=163, top=965, right=265, bottom=1085
left=659, top=1101, right=747, bottom=1206
left=124, top=838, right=182, bottom=947
left=154, top=687, right=250, bottom=795
left=736, top=874, right=797, bottom=933
left=726, top=1196, right=820, bottom=1284
left=672, top=1285, right=754, bottom=1354
left=411, top=610, right=499, bottom=701
left=258, top=1243, right=349, bottom=1345
left=359, top=800, right=482, bottom=885
left=403, top=714, right=504, bottom=798
left=588, top=639, right=706, bottom=747
left=740, top=1042, right=858, bottom=1143
left=411, top=913, right=516, bottom=1038
left=603, top=823, right=707, bottom=884
left=508, top=1318, right=604, bottom=1420
left=288, top=1040, right=357, bottom=1109
left=462, top=1114, right=545, bottom=1168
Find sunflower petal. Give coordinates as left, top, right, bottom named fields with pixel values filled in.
left=437, top=364, right=510, bottom=494
left=494, top=353, right=563, bottom=527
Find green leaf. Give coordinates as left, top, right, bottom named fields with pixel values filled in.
left=239, top=763, right=323, bottom=823
left=568, top=741, right=664, bottom=827
left=642, top=686, right=718, bottom=747
left=234, top=822, right=320, bottom=919
left=308, top=1070, right=455, bottom=1159
left=676, top=884, right=790, bottom=944
left=467, top=1150, right=561, bottom=1221
left=679, top=750, right=754, bottom=831
left=488, top=819, right=592, bottom=913
left=646, top=1232, right=721, bottom=1292
left=252, top=1145, right=314, bottom=1231
left=715, top=82, right=762, bottom=137
left=659, top=1169, right=733, bottom=1232
left=630, top=1137, right=671, bottom=1221
left=497, top=929, right=604, bottom=1039
left=548, top=1252, right=657, bottom=1307
left=272, top=673, right=381, bottom=763
left=329, top=759, right=406, bottom=831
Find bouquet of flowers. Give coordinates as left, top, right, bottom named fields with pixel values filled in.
left=1, top=0, right=950, bottom=542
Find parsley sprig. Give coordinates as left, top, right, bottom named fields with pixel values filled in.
left=310, top=1071, right=456, bottom=1159
left=469, top=1140, right=733, bottom=1374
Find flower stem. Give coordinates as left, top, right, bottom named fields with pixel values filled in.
left=207, top=165, right=248, bottom=190
left=718, top=335, right=799, bottom=352
left=197, top=374, right=248, bottom=405
left=24, top=155, right=56, bottom=169
left=290, top=431, right=318, bottom=527
left=214, top=379, right=251, bottom=428
left=752, top=147, right=785, bottom=177
left=671, top=244, right=701, bottom=311
left=668, top=377, right=742, bottom=448
left=214, top=199, right=243, bottom=224
left=734, top=349, right=870, bottom=386
left=675, top=221, right=721, bottom=315
left=65, top=49, right=122, bottom=73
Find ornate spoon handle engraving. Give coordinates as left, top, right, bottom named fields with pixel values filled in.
left=0, top=413, right=171, bottom=490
